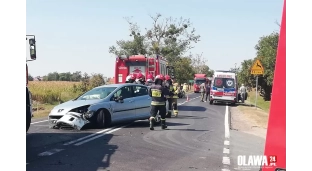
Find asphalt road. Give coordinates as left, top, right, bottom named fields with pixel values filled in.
left=27, top=93, right=264, bottom=171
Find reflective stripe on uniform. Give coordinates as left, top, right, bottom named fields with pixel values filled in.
left=161, top=118, right=166, bottom=121
left=151, top=101, right=166, bottom=105
left=173, top=110, right=178, bottom=114
left=151, top=89, right=162, bottom=97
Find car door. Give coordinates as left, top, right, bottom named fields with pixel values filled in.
left=132, top=85, right=151, bottom=119
left=109, top=85, right=136, bottom=122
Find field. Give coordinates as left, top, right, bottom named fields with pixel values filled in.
left=28, top=81, right=84, bottom=118
left=246, top=90, right=271, bottom=112
left=28, top=81, right=84, bottom=104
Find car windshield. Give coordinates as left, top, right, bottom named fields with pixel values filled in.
left=195, top=79, right=206, bottom=85
left=213, top=78, right=235, bottom=88
left=76, top=87, right=117, bottom=100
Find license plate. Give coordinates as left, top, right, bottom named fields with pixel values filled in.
left=217, top=88, right=224, bottom=91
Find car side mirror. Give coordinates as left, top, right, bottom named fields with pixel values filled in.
left=28, top=38, right=36, bottom=60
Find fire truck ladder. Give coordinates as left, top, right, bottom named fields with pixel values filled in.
left=147, top=55, right=156, bottom=77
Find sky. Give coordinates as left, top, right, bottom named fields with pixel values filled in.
left=26, top=0, right=284, bottom=78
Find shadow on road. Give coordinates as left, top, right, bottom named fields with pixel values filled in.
left=166, top=128, right=210, bottom=132
left=27, top=132, right=117, bottom=171
left=125, top=120, right=190, bottom=128
left=178, top=106, right=206, bottom=112
left=176, top=115, right=207, bottom=119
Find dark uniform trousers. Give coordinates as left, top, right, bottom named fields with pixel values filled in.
left=149, top=84, right=168, bottom=130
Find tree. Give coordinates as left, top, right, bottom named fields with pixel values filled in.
left=190, top=53, right=214, bottom=77
left=28, top=74, right=34, bottom=81
left=145, top=14, right=200, bottom=60
left=89, top=73, right=105, bottom=88
left=191, top=53, right=207, bottom=73
left=174, top=57, right=194, bottom=83
left=109, top=17, right=148, bottom=56
left=254, top=31, right=279, bottom=100
left=237, top=59, right=256, bottom=87
left=108, top=13, right=204, bottom=84
left=236, top=31, right=279, bottom=101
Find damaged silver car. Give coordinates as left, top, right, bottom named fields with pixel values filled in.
left=48, top=83, right=151, bottom=130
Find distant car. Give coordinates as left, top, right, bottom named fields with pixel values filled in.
left=48, top=83, right=151, bottom=130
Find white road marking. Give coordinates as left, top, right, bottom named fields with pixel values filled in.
left=223, top=148, right=230, bottom=154
left=31, top=120, right=48, bottom=124
left=222, top=156, right=231, bottom=165
left=38, top=148, right=64, bottom=156
left=225, top=105, right=230, bottom=138
left=63, top=126, right=118, bottom=145
left=74, top=123, right=132, bottom=146
left=224, top=140, right=230, bottom=145
left=221, top=169, right=230, bottom=171
left=222, top=106, right=231, bottom=170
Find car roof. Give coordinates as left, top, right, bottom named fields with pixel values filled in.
left=95, top=83, right=147, bottom=88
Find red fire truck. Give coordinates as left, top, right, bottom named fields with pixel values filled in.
left=114, top=54, right=168, bottom=83
left=193, top=74, right=207, bottom=93
left=26, top=35, right=37, bottom=132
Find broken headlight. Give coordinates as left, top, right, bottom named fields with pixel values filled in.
left=84, top=110, right=95, bottom=118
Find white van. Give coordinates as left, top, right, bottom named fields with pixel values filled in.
left=209, top=70, right=238, bottom=105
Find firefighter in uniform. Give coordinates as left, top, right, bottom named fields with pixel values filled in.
left=164, top=75, right=175, bottom=117
left=172, top=81, right=180, bottom=117
left=149, top=74, right=170, bottom=130
left=135, top=73, right=146, bottom=85
left=125, top=74, right=136, bottom=83
left=145, top=74, right=154, bottom=86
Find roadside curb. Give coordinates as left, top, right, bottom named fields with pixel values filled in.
left=228, top=105, right=232, bottom=130
left=244, top=100, right=267, bottom=112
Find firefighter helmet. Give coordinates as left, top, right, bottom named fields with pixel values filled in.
left=126, top=74, right=136, bottom=82
left=155, top=74, right=165, bottom=82
left=165, top=75, right=171, bottom=81
left=146, top=74, right=154, bottom=82
left=136, top=73, right=145, bottom=81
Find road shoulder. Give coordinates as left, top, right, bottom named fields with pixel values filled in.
left=230, top=103, right=268, bottom=139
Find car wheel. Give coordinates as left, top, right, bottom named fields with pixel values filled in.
left=96, top=110, right=106, bottom=128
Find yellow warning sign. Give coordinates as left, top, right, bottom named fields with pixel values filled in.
left=250, top=59, right=264, bottom=75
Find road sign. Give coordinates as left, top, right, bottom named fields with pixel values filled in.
left=251, top=59, right=264, bottom=75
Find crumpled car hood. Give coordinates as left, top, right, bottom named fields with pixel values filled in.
left=54, top=99, right=102, bottom=109
left=50, top=99, right=102, bottom=116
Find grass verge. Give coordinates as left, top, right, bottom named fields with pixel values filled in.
left=246, top=90, right=271, bottom=113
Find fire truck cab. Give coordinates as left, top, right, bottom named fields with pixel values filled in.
left=26, top=35, right=37, bottom=132
left=114, top=54, right=168, bottom=83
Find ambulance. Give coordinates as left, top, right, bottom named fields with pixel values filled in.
left=209, top=70, right=238, bottom=105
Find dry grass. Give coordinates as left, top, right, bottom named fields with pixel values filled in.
left=31, top=102, right=56, bottom=119
left=28, top=81, right=83, bottom=104
left=28, top=81, right=85, bottom=119
left=246, top=90, right=271, bottom=112
left=237, top=105, right=269, bottom=129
